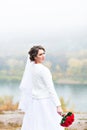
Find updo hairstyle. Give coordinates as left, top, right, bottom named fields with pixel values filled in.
left=28, top=45, right=45, bottom=61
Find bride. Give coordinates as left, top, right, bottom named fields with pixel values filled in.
left=18, top=45, right=64, bottom=130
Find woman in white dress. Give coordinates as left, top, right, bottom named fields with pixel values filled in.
left=18, top=45, right=64, bottom=130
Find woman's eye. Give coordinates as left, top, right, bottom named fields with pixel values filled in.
left=39, top=54, right=43, bottom=56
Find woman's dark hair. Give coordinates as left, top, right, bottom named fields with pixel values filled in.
left=28, top=45, right=45, bottom=61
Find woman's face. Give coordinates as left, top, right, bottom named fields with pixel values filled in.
left=34, top=49, right=45, bottom=63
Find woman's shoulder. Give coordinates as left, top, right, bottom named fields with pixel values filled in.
left=39, top=64, right=51, bottom=74
left=40, top=63, right=49, bottom=70
left=33, top=63, right=51, bottom=73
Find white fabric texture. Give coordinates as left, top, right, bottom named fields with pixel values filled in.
left=18, top=57, right=34, bottom=112
left=21, top=98, right=64, bottom=130
left=18, top=57, right=64, bottom=130
left=31, top=63, right=61, bottom=106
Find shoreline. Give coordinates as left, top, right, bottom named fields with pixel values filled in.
left=55, top=79, right=87, bottom=85
left=0, top=111, right=87, bottom=130
left=1, top=81, right=87, bottom=86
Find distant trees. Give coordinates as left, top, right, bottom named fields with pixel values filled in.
left=67, top=58, right=87, bottom=81
left=0, top=57, right=25, bottom=83
left=0, top=50, right=87, bottom=84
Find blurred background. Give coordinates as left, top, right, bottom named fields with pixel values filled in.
left=0, top=0, right=87, bottom=112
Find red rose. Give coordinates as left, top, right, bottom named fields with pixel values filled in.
left=70, top=114, right=74, bottom=120
left=71, top=118, right=74, bottom=122
left=60, top=112, right=75, bottom=127
left=61, top=123, right=65, bottom=127
left=64, top=122, right=70, bottom=127
left=61, top=122, right=69, bottom=127
left=65, top=116, right=72, bottom=125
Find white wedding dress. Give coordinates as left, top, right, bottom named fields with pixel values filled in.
left=18, top=58, right=64, bottom=130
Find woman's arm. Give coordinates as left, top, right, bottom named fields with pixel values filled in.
left=41, top=67, right=64, bottom=114
left=41, top=67, right=61, bottom=107
left=57, top=106, right=64, bottom=116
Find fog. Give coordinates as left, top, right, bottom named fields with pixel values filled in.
left=0, top=0, right=87, bottom=55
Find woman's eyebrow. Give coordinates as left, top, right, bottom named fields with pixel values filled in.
left=39, top=52, right=45, bottom=55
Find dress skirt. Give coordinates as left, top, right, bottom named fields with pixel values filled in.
left=21, top=97, right=64, bottom=130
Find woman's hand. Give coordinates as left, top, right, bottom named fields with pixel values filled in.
left=56, top=106, right=64, bottom=116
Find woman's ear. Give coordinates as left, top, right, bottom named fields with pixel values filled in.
left=34, top=56, right=37, bottom=62
left=34, top=57, right=36, bottom=60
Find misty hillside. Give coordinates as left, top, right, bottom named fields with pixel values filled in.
left=0, top=49, right=87, bottom=84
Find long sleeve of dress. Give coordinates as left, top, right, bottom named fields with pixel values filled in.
left=41, top=67, right=61, bottom=107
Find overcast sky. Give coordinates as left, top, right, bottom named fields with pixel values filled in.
left=0, top=0, right=87, bottom=55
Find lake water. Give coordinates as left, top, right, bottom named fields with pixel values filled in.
left=0, top=83, right=87, bottom=112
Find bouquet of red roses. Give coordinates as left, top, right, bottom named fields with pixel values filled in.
left=60, top=112, right=74, bottom=127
